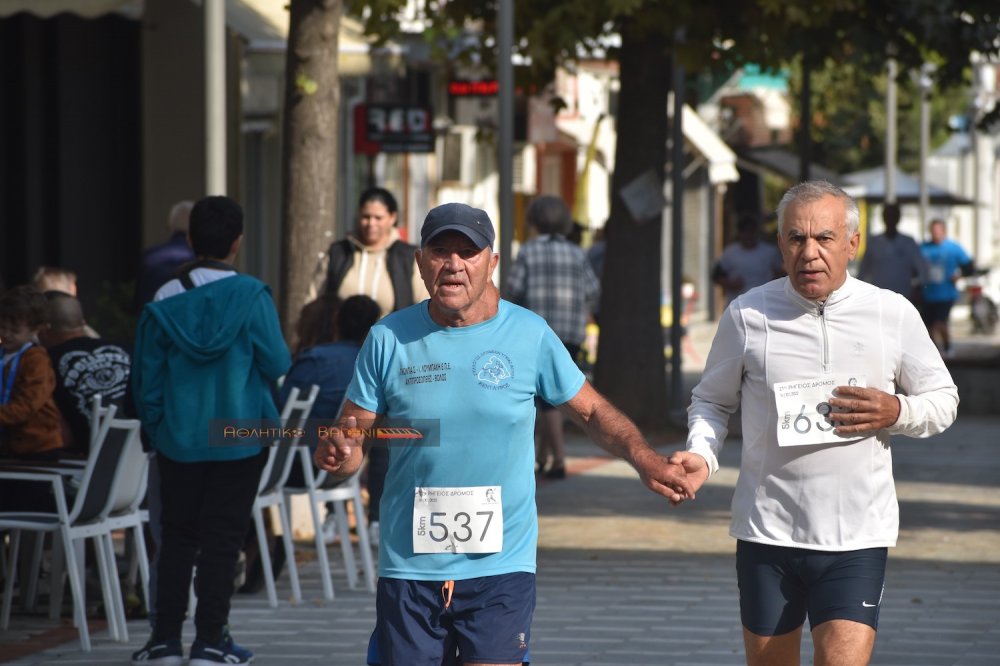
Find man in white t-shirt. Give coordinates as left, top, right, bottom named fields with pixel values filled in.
left=857, top=202, right=925, bottom=303
left=712, top=214, right=785, bottom=306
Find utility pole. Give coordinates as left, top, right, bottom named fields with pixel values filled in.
left=668, top=31, right=685, bottom=419
left=798, top=55, right=812, bottom=182
left=204, top=0, right=226, bottom=195
left=885, top=55, right=898, bottom=205
left=497, top=0, right=514, bottom=285
left=918, top=63, right=934, bottom=229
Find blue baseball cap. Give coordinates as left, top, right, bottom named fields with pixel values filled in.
left=420, top=203, right=495, bottom=250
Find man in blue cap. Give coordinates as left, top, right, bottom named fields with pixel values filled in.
left=315, top=202, right=693, bottom=666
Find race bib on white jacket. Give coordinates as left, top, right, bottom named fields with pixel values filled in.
left=774, top=375, right=866, bottom=447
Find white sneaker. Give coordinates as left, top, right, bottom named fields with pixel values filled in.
left=322, top=514, right=340, bottom=545
left=368, top=521, right=380, bottom=549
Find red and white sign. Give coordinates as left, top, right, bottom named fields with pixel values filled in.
left=354, top=104, right=434, bottom=154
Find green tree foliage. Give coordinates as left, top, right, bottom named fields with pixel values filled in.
left=789, top=57, right=971, bottom=175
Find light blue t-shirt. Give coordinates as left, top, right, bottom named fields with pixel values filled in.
left=921, top=239, right=972, bottom=303
left=346, top=299, right=585, bottom=581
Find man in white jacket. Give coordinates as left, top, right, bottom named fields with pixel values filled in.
left=670, top=180, right=958, bottom=666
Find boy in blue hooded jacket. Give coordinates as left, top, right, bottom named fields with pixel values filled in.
left=131, top=196, right=290, bottom=666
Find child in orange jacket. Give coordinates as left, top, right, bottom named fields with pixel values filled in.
left=1, top=284, right=65, bottom=459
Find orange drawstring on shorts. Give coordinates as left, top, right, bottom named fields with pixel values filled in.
left=441, top=580, right=455, bottom=610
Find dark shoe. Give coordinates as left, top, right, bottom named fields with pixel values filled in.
left=131, top=637, right=183, bottom=666
left=543, top=465, right=566, bottom=479
left=189, top=632, right=254, bottom=665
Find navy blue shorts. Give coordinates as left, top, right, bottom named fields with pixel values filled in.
left=736, top=540, right=887, bottom=636
left=921, top=300, right=954, bottom=325
left=367, top=572, right=535, bottom=665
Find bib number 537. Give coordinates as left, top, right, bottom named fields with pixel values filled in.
left=413, top=486, right=503, bottom=554
left=427, top=511, right=494, bottom=543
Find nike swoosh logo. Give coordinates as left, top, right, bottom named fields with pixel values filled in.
left=862, top=602, right=877, bottom=607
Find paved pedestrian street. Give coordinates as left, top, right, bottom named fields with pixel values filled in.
left=3, top=320, right=999, bottom=665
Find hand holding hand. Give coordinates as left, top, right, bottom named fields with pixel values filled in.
left=666, top=451, right=710, bottom=504
left=632, top=449, right=696, bottom=506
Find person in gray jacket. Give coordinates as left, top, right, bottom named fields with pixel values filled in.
left=670, top=181, right=958, bottom=666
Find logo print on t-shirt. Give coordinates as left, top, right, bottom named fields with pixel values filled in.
left=58, top=346, right=131, bottom=418
left=472, top=350, right=513, bottom=390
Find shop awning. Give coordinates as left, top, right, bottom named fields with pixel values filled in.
left=842, top=166, right=973, bottom=205
left=682, top=105, right=739, bottom=185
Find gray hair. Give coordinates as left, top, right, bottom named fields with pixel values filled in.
left=526, top=195, right=573, bottom=236
left=168, top=200, right=195, bottom=233
left=775, top=180, right=859, bottom=236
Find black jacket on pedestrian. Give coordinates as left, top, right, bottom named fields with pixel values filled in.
left=324, top=238, right=418, bottom=312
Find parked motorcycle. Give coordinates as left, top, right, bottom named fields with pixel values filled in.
left=965, top=268, right=999, bottom=335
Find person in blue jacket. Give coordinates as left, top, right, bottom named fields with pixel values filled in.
left=281, top=294, right=382, bottom=424
left=130, top=195, right=290, bottom=666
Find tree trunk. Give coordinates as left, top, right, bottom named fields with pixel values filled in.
left=280, top=0, right=342, bottom=337
left=593, top=19, right=671, bottom=428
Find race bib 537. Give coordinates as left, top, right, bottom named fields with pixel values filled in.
left=412, top=486, right=503, bottom=554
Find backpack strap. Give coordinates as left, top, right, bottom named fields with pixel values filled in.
left=174, top=259, right=237, bottom=291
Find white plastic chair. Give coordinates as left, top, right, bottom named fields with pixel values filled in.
left=89, top=392, right=116, bottom=453
left=82, top=393, right=151, bottom=631
left=13, top=394, right=115, bottom=616
left=282, top=447, right=377, bottom=600
left=250, top=384, right=319, bottom=608
left=100, top=432, right=152, bottom=623
left=0, top=416, right=144, bottom=651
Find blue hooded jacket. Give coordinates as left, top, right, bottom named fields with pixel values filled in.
left=131, top=274, right=290, bottom=462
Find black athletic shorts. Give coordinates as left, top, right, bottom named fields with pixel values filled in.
left=367, top=572, right=535, bottom=665
left=736, top=540, right=887, bottom=636
left=921, top=300, right=954, bottom=326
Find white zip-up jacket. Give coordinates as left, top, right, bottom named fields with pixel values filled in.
left=688, top=275, right=958, bottom=550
